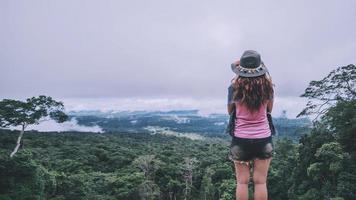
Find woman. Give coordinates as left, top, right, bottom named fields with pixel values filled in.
left=227, top=50, right=275, bottom=200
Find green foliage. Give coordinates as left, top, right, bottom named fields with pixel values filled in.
left=0, top=149, right=56, bottom=200
left=336, top=172, right=356, bottom=200
left=289, top=116, right=356, bottom=200
left=268, top=138, right=298, bottom=200
left=218, top=179, right=235, bottom=200
left=0, top=130, right=236, bottom=200
left=322, top=99, right=356, bottom=152
left=0, top=95, right=68, bottom=128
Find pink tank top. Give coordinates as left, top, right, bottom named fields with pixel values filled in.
left=233, top=101, right=271, bottom=138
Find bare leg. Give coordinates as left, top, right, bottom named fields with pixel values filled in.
left=252, top=157, right=272, bottom=200
left=234, top=160, right=251, bottom=200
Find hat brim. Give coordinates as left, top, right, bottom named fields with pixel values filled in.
left=231, top=62, right=269, bottom=77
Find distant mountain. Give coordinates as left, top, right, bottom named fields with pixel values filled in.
left=69, top=110, right=312, bottom=141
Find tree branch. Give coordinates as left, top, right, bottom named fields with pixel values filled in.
left=345, top=80, right=356, bottom=97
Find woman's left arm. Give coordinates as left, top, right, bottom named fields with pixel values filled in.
left=228, top=104, right=235, bottom=115
left=267, top=92, right=274, bottom=113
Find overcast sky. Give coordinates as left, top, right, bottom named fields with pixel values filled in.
left=1, top=0, right=355, bottom=117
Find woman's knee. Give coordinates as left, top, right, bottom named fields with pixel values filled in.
left=236, top=174, right=250, bottom=184
left=252, top=172, right=267, bottom=184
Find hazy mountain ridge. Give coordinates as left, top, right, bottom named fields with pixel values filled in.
left=69, top=110, right=312, bottom=140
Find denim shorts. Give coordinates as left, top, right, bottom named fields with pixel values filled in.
left=228, top=135, right=274, bottom=162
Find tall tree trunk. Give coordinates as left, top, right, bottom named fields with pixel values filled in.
left=10, top=124, right=25, bottom=157
left=184, top=179, right=188, bottom=200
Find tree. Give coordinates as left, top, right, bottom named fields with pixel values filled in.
left=132, top=154, right=163, bottom=200
left=133, top=154, right=162, bottom=181
left=292, top=64, right=356, bottom=199
left=0, top=95, right=68, bottom=157
left=297, top=64, right=356, bottom=121
left=180, top=157, right=198, bottom=200
left=200, top=167, right=215, bottom=200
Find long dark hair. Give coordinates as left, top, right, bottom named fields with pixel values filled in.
left=232, top=73, right=274, bottom=113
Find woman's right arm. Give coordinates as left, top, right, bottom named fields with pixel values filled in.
left=227, top=82, right=236, bottom=115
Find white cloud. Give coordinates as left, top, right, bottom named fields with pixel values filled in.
left=8, top=118, right=103, bottom=133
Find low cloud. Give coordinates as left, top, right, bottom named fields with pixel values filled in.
left=9, top=118, right=103, bottom=133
